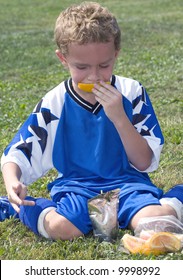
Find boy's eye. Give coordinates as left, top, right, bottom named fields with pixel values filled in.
left=76, top=65, right=87, bottom=70
left=100, top=64, right=109, bottom=68
left=75, top=64, right=109, bottom=70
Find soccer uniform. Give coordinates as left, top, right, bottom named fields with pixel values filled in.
left=1, top=75, right=165, bottom=234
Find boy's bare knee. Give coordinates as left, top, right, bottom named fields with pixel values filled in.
left=44, top=210, right=83, bottom=240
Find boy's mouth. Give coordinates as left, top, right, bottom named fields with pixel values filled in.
left=78, top=82, right=110, bottom=93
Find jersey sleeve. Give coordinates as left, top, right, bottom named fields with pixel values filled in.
left=1, top=83, right=65, bottom=185
left=131, top=83, right=164, bottom=172
left=116, top=76, right=164, bottom=173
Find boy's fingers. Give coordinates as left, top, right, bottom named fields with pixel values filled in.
left=8, top=191, right=22, bottom=205
left=8, top=191, right=35, bottom=210
left=21, top=199, right=35, bottom=207
left=10, top=199, right=35, bottom=213
left=11, top=203, right=21, bottom=213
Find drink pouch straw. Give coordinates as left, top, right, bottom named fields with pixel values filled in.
left=88, top=189, right=120, bottom=242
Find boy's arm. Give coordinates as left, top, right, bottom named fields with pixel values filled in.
left=1, top=88, right=62, bottom=185
left=2, top=162, right=35, bottom=212
left=93, top=81, right=153, bottom=171
left=111, top=112, right=153, bottom=171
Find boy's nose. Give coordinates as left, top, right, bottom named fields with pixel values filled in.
left=87, top=68, right=100, bottom=83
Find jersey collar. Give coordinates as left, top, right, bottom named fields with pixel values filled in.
left=65, top=75, right=116, bottom=115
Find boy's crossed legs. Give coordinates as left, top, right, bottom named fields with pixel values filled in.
left=43, top=203, right=178, bottom=240
left=0, top=184, right=183, bottom=240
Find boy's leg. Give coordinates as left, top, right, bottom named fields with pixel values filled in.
left=45, top=192, right=93, bottom=240
left=18, top=197, right=57, bottom=236
left=118, top=183, right=181, bottom=231
left=43, top=209, right=83, bottom=240
left=163, top=184, right=183, bottom=202
left=0, top=196, right=18, bottom=221
left=0, top=196, right=57, bottom=235
left=0, top=192, right=92, bottom=240
left=160, top=184, right=183, bottom=222
left=129, top=204, right=177, bottom=230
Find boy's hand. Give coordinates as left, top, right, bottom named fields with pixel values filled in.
left=92, top=81, right=125, bottom=123
left=8, top=182, right=35, bottom=213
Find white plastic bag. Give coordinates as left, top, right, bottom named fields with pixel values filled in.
left=135, top=215, right=183, bottom=237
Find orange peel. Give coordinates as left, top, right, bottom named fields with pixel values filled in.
left=122, top=232, right=181, bottom=255
left=78, top=82, right=110, bottom=92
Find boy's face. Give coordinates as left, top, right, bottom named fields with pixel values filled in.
left=56, top=40, right=119, bottom=94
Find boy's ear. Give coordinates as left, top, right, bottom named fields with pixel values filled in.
left=115, top=49, right=120, bottom=58
left=55, top=50, right=68, bottom=67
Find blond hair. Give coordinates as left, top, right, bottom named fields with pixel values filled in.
left=54, top=2, right=121, bottom=56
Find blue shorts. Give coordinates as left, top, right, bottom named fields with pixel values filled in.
left=51, top=181, right=163, bottom=234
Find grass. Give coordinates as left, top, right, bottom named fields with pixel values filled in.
left=0, top=0, right=183, bottom=260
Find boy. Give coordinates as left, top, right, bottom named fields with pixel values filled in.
left=0, top=2, right=183, bottom=240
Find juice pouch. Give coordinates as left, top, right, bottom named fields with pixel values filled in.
left=88, top=189, right=120, bottom=242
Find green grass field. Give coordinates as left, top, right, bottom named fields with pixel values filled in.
left=0, top=0, right=183, bottom=260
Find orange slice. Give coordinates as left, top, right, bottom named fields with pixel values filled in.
left=78, top=82, right=110, bottom=92
left=122, top=234, right=146, bottom=254
left=146, top=232, right=181, bottom=255
left=122, top=232, right=181, bottom=255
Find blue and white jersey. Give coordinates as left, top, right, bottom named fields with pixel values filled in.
left=1, top=75, right=164, bottom=196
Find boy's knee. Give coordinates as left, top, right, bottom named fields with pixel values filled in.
left=44, top=210, right=83, bottom=240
